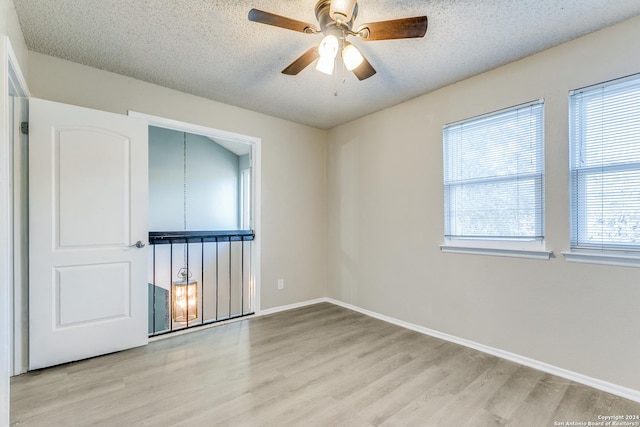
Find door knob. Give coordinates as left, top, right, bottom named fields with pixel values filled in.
left=130, top=241, right=146, bottom=248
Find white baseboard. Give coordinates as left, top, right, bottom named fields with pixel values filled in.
left=257, top=298, right=329, bottom=317
left=325, top=298, right=640, bottom=404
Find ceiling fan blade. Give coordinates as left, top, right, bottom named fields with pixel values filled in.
left=352, top=54, right=376, bottom=81
left=248, top=9, right=319, bottom=34
left=282, top=46, right=320, bottom=75
left=357, top=16, right=428, bottom=41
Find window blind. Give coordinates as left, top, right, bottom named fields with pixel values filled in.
left=570, top=75, right=640, bottom=250
left=443, top=101, right=544, bottom=240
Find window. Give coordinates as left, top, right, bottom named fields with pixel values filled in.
left=442, top=101, right=546, bottom=257
left=569, top=74, right=640, bottom=254
left=240, top=168, right=252, bottom=229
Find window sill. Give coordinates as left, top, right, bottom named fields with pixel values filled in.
left=440, top=244, right=553, bottom=260
left=562, top=250, right=640, bottom=268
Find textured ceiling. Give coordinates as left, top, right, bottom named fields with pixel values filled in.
left=13, top=0, right=640, bottom=129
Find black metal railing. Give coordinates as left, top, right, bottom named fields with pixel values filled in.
left=148, top=230, right=255, bottom=336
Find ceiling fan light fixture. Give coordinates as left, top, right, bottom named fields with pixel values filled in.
left=329, top=0, right=357, bottom=24
left=249, top=2, right=428, bottom=82
left=342, top=43, right=364, bottom=71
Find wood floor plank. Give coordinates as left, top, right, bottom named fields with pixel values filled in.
left=506, top=373, right=572, bottom=426
left=484, top=364, right=547, bottom=420
left=356, top=364, right=449, bottom=425
left=424, top=358, right=521, bottom=426
left=466, top=408, right=509, bottom=426
left=380, top=390, right=458, bottom=426
left=10, top=302, right=640, bottom=426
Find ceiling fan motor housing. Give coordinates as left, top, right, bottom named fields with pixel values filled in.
left=315, top=0, right=358, bottom=36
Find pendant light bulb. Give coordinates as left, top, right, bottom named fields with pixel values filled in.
left=318, top=35, right=339, bottom=59
left=316, top=34, right=339, bottom=75
left=342, top=43, right=364, bottom=71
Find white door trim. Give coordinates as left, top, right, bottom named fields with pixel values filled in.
left=128, top=111, right=262, bottom=313
left=7, top=39, right=30, bottom=377
left=2, top=36, right=31, bottom=426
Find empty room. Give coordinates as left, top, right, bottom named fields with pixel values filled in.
left=2, top=0, right=640, bottom=425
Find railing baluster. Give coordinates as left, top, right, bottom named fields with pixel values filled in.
left=147, top=231, right=254, bottom=337
left=152, top=244, right=156, bottom=334
left=215, top=238, right=219, bottom=321
left=186, top=241, right=190, bottom=328
left=241, top=236, right=244, bottom=316
left=201, top=237, right=204, bottom=326
left=228, top=236, right=232, bottom=319
left=169, top=242, right=174, bottom=332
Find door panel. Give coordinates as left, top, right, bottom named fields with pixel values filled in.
left=57, top=129, right=130, bottom=247
left=29, top=98, right=148, bottom=370
left=56, top=263, right=130, bottom=326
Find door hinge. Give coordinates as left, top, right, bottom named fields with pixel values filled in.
left=20, top=121, right=29, bottom=135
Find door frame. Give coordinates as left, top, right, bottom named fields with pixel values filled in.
left=129, top=112, right=262, bottom=314
left=7, top=40, right=30, bottom=376
left=2, top=36, right=30, bottom=424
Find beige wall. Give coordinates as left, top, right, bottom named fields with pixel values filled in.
left=327, top=15, right=640, bottom=392
left=27, top=52, right=328, bottom=311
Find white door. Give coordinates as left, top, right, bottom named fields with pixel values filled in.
left=29, top=98, right=148, bottom=370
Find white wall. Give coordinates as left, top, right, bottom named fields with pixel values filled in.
left=327, top=15, right=640, bottom=394
left=149, top=126, right=240, bottom=231
left=26, top=52, right=328, bottom=313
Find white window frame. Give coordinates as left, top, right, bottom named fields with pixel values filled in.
left=563, top=73, right=640, bottom=267
left=440, top=100, right=552, bottom=260
left=240, top=167, right=251, bottom=230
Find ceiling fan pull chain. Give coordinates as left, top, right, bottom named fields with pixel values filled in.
left=334, top=61, right=340, bottom=96
left=340, top=32, right=347, bottom=85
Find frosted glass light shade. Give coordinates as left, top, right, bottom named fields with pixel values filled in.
left=316, top=34, right=339, bottom=75
left=316, top=56, right=335, bottom=75
left=318, top=35, right=339, bottom=59
left=342, top=44, right=364, bottom=70
left=330, top=0, right=357, bottom=23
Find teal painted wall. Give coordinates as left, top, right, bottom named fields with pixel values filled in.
left=149, top=126, right=240, bottom=231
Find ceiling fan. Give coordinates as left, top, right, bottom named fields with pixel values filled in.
left=248, top=0, right=428, bottom=81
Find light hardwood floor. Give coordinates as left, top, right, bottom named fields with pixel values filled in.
left=10, top=303, right=640, bottom=426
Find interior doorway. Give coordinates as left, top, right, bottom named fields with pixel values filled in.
left=130, top=112, right=261, bottom=336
